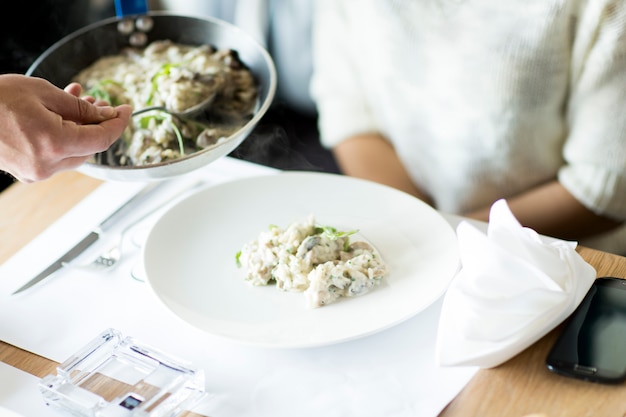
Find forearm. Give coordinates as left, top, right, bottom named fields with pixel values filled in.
left=334, top=133, right=621, bottom=241
left=464, top=180, right=622, bottom=240
left=333, top=133, right=433, bottom=205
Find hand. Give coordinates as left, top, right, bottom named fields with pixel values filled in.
left=0, top=74, right=132, bottom=182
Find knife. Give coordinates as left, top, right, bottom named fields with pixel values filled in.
left=12, top=181, right=167, bottom=295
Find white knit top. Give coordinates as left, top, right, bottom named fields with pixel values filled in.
left=310, top=0, right=626, bottom=254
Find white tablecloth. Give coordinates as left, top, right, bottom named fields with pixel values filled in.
left=0, top=363, right=56, bottom=417
left=0, top=157, right=477, bottom=417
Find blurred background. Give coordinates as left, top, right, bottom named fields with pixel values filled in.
left=0, top=0, right=337, bottom=192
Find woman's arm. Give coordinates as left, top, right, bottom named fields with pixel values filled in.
left=334, top=133, right=621, bottom=241
left=333, top=133, right=433, bottom=205
left=463, top=180, right=622, bottom=240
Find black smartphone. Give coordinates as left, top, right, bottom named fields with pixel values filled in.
left=546, top=277, right=626, bottom=384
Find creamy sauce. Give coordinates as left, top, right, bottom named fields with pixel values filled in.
left=73, top=40, right=257, bottom=166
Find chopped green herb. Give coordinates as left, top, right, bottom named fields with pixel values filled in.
left=135, top=110, right=185, bottom=156
left=148, top=62, right=183, bottom=105
left=313, top=225, right=358, bottom=240
left=85, top=79, right=123, bottom=105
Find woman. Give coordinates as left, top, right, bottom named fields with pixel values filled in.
left=311, top=0, right=626, bottom=254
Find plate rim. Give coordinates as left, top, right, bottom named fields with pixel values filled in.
left=143, top=171, right=460, bottom=348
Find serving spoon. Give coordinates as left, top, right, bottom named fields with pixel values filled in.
left=93, top=94, right=217, bottom=168
left=131, top=92, right=217, bottom=119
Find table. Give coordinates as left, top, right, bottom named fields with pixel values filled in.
left=1, top=169, right=626, bottom=416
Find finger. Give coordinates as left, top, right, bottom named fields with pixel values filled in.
left=113, top=104, right=133, bottom=124
left=64, top=82, right=83, bottom=97
left=66, top=84, right=113, bottom=107
left=47, top=89, right=119, bottom=124
left=75, top=98, right=120, bottom=124
left=93, top=99, right=111, bottom=107
left=61, top=104, right=133, bottom=156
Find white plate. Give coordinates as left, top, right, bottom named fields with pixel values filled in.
left=143, top=172, right=459, bottom=348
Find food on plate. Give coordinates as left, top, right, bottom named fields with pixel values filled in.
left=73, top=40, right=258, bottom=166
left=236, top=215, right=387, bottom=308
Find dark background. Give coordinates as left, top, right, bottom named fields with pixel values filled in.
left=0, top=0, right=337, bottom=192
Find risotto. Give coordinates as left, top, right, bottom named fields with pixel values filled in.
left=237, top=215, right=388, bottom=308
left=73, top=40, right=258, bottom=166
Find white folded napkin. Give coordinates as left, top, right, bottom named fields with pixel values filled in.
left=436, top=199, right=596, bottom=368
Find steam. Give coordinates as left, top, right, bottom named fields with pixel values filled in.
left=230, top=116, right=339, bottom=173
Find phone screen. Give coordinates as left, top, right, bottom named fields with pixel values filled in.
left=546, top=277, right=626, bottom=383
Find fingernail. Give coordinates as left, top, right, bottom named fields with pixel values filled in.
left=98, top=106, right=117, bottom=118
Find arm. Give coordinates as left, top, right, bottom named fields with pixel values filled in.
left=333, top=132, right=433, bottom=205
left=335, top=133, right=621, bottom=241
left=0, top=74, right=132, bottom=183
left=463, top=180, right=622, bottom=240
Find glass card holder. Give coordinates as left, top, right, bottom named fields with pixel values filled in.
left=39, top=329, right=206, bottom=417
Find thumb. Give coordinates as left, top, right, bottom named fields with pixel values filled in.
left=71, top=97, right=119, bottom=124
left=49, top=91, right=119, bottom=125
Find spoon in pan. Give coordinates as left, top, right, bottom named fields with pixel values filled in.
left=131, top=91, right=217, bottom=119
left=93, top=93, right=216, bottom=167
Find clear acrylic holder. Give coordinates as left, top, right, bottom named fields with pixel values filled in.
left=39, top=328, right=206, bottom=417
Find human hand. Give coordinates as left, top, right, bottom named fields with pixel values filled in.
left=0, top=74, right=132, bottom=182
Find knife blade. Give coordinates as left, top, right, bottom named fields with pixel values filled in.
left=11, top=181, right=167, bottom=295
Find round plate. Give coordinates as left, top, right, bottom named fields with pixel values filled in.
left=143, top=172, right=460, bottom=348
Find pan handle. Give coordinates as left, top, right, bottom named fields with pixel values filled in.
left=114, top=0, right=148, bottom=17
left=114, top=0, right=152, bottom=47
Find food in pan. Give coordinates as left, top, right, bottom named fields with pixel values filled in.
left=236, top=215, right=388, bottom=308
left=72, top=40, right=258, bottom=166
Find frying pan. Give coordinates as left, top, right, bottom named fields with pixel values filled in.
left=26, top=11, right=277, bottom=181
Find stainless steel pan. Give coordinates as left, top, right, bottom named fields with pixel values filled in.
left=26, top=12, right=277, bottom=181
